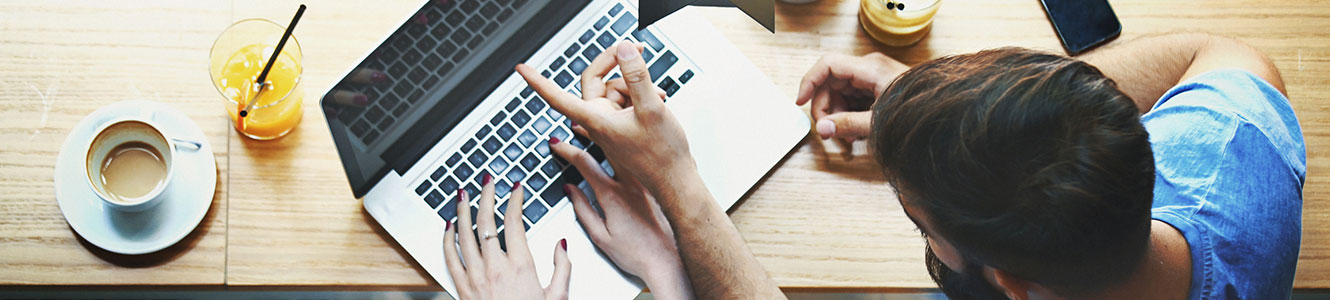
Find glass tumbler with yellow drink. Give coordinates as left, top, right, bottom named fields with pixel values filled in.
left=860, top=0, right=942, bottom=47
left=209, top=18, right=304, bottom=140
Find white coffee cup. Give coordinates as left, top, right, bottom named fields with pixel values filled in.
left=84, top=113, right=176, bottom=212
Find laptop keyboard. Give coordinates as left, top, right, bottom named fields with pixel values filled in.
left=411, top=1, right=696, bottom=250
left=335, top=0, right=529, bottom=146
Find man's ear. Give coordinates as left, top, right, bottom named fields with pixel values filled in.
left=992, top=268, right=1032, bottom=300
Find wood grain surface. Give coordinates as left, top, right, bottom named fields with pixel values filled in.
left=0, top=0, right=1327, bottom=292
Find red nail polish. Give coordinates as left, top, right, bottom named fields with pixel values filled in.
left=563, top=184, right=574, bottom=195
left=513, top=180, right=522, bottom=190
left=370, top=71, right=387, bottom=83
left=549, top=136, right=561, bottom=144
left=457, top=188, right=465, bottom=199
left=446, top=220, right=453, bottom=231
left=482, top=173, right=492, bottom=185
left=559, top=238, right=567, bottom=250
left=414, top=13, right=428, bottom=25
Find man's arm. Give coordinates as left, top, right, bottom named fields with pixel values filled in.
left=644, top=163, right=786, bottom=299
left=1078, top=32, right=1286, bottom=112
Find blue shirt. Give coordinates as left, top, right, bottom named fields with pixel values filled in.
left=1143, top=69, right=1305, bottom=299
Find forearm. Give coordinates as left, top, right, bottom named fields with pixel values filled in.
left=645, top=165, right=785, bottom=299
left=643, top=263, right=695, bottom=300
left=1078, top=32, right=1285, bottom=112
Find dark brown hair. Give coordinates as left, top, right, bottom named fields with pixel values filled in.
left=870, top=48, right=1155, bottom=296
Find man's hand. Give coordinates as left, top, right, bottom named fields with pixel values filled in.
left=549, top=139, right=694, bottom=300
left=442, top=174, right=572, bottom=300
left=516, top=41, right=693, bottom=194
left=796, top=52, right=909, bottom=142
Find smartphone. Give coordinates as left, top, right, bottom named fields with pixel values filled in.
left=1039, top=0, right=1122, bottom=55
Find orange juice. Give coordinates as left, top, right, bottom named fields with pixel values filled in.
left=209, top=19, right=304, bottom=140
left=860, top=0, right=941, bottom=47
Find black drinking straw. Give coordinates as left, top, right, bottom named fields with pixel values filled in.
left=240, top=4, right=306, bottom=118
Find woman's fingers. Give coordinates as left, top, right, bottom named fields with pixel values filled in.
left=517, top=64, right=598, bottom=129
left=581, top=43, right=642, bottom=100
left=505, top=180, right=532, bottom=263
left=545, top=239, right=572, bottom=300
left=454, top=189, right=486, bottom=280
left=476, top=173, right=504, bottom=258
left=549, top=138, right=614, bottom=191
left=442, top=220, right=472, bottom=297
left=610, top=41, right=665, bottom=113
left=565, top=183, right=610, bottom=245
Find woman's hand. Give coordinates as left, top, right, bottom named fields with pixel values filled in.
left=443, top=174, right=572, bottom=300
left=796, top=52, right=909, bottom=142
left=515, top=41, right=694, bottom=193
left=549, top=138, right=694, bottom=300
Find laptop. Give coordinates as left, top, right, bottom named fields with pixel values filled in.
left=320, top=0, right=809, bottom=298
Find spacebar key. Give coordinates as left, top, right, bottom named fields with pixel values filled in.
left=647, top=50, right=677, bottom=82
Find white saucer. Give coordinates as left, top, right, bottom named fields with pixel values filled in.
left=54, top=100, right=217, bottom=255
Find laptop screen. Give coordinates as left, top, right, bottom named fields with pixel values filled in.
left=322, top=0, right=591, bottom=198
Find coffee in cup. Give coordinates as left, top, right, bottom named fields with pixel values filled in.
left=85, top=117, right=175, bottom=212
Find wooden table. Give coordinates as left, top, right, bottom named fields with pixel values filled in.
left=2, top=0, right=1327, bottom=292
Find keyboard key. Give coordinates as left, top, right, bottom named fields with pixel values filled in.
left=659, top=76, right=680, bottom=97
left=438, top=199, right=458, bottom=222
left=547, top=105, right=565, bottom=121
left=480, top=2, right=500, bottom=18
left=649, top=50, right=678, bottom=82
left=551, top=127, right=570, bottom=142
left=489, top=156, right=510, bottom=174
left=548, top=57, right=567, bottom=71
left=564, top=167, right=584, bottom=184
left=431, top=166, right=447, bottom=181
left=494, top=212, right=504, bottom=228
left=581, top=44, right=602, bottom=62
left=496, top=180, right=512, bottom=198
left=415, top=181, right=432, bottom=196
left=512, top=109, right=532, bottom=127
left=470, top=205, right=479, bottom=223
left=521, top=86, right=534, bottom=98
left=503, top=143, right=523, bottom=161
left=454, top=163, right=475, bottom=181
left=587, top=144, right=607, bottom=162
left=490, top=111, right=507, bottom=126
left=518, top=130, right=538, bottom=147
left=483, top=136, right=503, bottom=154
left=506, top=168, right=526, bottom=185
left=594, top=16, right=610, bottom=30
left=524, top=202, right=549, bottom=223
left=609, top=3, right=624, bottom=16
left=463, top=138, right=478, bottom=152
left=679, top=69, right=694, bottom=84
left=568, top=57, right=589, bottom=74
left=525, top=95, right=547, bottom=113
left=474, top=126, right=491, bottom=141
left=497, top=229, right=507, bottom=251
left=596, top=31, right=616, bottom=49
left=446, top=153, right=463, bottom=166
left=610, top=12, right=636, bottom=35
left=497, top=123, right=517, bottom=139
left=506, top=97, right=521, bottom=111
left=438, top=177, right=460, bottom=194
left=424, top=190, right=445, bottom=208
left=579, top=30, right=594, bottom=44
left=641, top=47, right=655, bottom=63
left=541, top=159, right=562, bottom=178
left=535, top=140, right=551, bottom=157
left=554, top=71, right=574, bottom=88
left=570, top=136, right=589, bottom=150
left=464, top=184, right=480, bottom=199
left=467, top=150, right=487, bottom=167
left=541, top=70, right=551, bottom=78
left=529, top=173, right=548, bottom=191
left=540, top=180, right=566, bottom=207
left=531, top=116, right=552, bottom=133
left=564, top=43, right=581, bottom=57
left=520, top=152, right=542, bottom=171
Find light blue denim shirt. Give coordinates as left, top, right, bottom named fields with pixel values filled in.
left=1143, top=69, right=1306, bottom=299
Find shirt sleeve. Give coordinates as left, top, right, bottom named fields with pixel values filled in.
left=1143, top=69, right=1305, bottom=299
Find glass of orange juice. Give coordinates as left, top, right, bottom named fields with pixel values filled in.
left=209, top=19, right=304, bottom=140
left=859, top=0, right=942, bottom=47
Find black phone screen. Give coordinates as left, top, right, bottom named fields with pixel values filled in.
left=1040, top=0, right=1122, bottom=55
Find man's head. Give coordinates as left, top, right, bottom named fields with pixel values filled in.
left=869, top=48, right=1155, bottom=298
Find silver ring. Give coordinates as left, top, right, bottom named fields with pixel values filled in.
left=481, top=231, right=496, bottom=240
